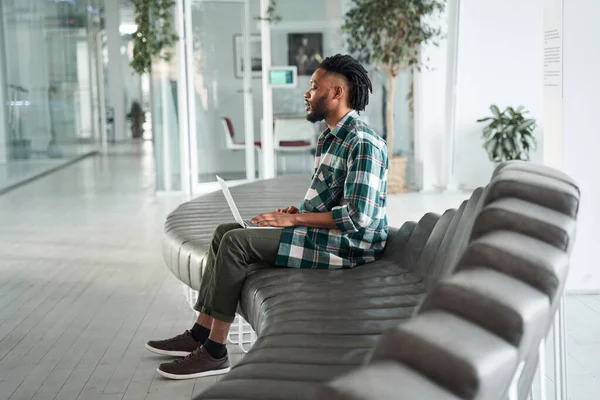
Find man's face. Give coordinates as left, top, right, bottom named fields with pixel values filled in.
left=304, top=69, right=331, bottom=123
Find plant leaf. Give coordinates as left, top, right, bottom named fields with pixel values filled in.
left=517, top=119, right=536, bottom=131
left=490, top=105, right=501, bottom=118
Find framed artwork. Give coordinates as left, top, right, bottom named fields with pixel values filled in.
left=234, top=34, right=262, bottom=79
left=287, top=33, right=323, bottom=76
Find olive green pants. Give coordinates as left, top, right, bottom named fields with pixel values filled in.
left=194, top=223, right=282, bottom=323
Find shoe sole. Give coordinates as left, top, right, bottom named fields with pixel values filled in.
left=145, top=343, right=192, bottom=357
left=156, top=367, right=231, bottom=380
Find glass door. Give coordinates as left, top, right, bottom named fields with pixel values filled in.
left=188, top=0, right=257, bottom=191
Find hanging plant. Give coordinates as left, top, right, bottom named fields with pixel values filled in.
left=255, top=0, right=282, bottom=24
left=130, top=0, right=179, bottom=75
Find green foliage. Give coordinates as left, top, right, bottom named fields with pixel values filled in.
left=342, top=0, right=445, bottom=76
left=126, top=101, right=146, bottom=139
left=478, top=105, right=537, bottom=162
left=130, top=0, right=179, bottom=75
left=255, top=0, right=282, bottom=24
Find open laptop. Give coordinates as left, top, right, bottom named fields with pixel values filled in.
left=216, top=176, right=275, bottom=229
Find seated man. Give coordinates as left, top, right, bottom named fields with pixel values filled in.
left=146, top=54, right=389, bottom=380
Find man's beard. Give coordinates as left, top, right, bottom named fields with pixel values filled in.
left=306, top=93, right=328, bottom=123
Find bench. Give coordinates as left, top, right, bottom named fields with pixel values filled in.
left=162, top=162, right=580, bottom=400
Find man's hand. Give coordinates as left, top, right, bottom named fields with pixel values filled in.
left=275, top=206, right=299, bottom=214
left=251, top=212, right=297, bottom=227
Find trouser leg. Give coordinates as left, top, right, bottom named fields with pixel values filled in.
left=195, top=223, right=241, bottom=312
left=194, top=227, right=282, bottom=323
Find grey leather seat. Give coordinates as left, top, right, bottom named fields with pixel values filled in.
left=162, top=162, right=579, bottom=400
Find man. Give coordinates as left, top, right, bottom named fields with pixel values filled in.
left=146, top=54, right=388, bottom=380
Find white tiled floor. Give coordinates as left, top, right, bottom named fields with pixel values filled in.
left=0, top=142, right=598, bottom=400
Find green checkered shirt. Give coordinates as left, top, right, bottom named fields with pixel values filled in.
left=276, top=110, right=389, bottom=269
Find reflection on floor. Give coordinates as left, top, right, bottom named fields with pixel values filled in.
left=0, top=142, right=598, bottom=400
left=0, top=143, right=99, bottom=194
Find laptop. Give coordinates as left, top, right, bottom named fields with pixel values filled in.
left=216, top=176, right=276, bottom=229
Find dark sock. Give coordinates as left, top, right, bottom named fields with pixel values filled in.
left=203, top=339, right=227, bottom=359
left=190, top=323, right=211, bottom=344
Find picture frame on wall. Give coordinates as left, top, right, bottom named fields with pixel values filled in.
left=233, top=34, right=262, bottom=79
left=288, top=33, right=323, bottom=76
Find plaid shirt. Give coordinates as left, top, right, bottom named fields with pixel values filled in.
left=276, top=110, right=389, bottom=269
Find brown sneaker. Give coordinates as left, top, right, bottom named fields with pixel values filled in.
left=145, top=330, right=200, bottom=357
left=156, top=346, right=230, bottom=380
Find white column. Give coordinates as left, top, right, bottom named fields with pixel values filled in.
left=242, top=0, right=256, bottom=181
left=184, top=0, right=198, bottom=193
left=76, top=41, right=93, bottom=138
left=543, top=0, right=563, bottom=170
left=105, top=0, right=126, bottom=142
left=95, top=32, right=108, bottom=152
left=442, top=0, right=461, bottom=189
left=260, top=0, right=275, bottom=179
left=175, top=0, right=191, bottom=193
left=413, top=6, right=449, bottom=191
left=0, top=0, right=8, bottom=162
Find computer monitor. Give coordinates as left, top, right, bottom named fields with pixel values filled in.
left=268, top=66, right=298, bottom=88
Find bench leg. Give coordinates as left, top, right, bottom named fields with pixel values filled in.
left=185, top=287, right=257, bottom=353
left=553, top=297, right=568, bottom=400
left=530, top=338, right=547, bottom=400
left=227, top=315, right=256, bottom=353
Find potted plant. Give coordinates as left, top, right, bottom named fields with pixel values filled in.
left=477, top=105, right=537, bottom=163
left=126, top=101, right=146, bottom=139
left=130, top=0, right=179, bottom=75
left=342, top=0, right=445, bottom=193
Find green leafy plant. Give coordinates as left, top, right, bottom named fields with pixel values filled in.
left=130, top=0, right=179, bottom=75
left=126, top=101, right=146, bottom=139
left=255, top=0, right=282, bottom=24
left=342, top=0, right=445, bottom=157
left=477, top=105, right=537, bottom=162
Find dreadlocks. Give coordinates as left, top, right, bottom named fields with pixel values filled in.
left=318, top=54, right=373, bottom=112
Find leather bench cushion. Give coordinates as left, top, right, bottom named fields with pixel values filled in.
left=370, top=311, right=519, bottom=400
left=420, top=268, right=550, bottom=348
left=486, top=169, right=579, bottom=218
left=316, top=362, right=460, bottom=400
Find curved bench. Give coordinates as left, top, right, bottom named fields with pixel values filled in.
left=163, top=163, right=579, bottom=400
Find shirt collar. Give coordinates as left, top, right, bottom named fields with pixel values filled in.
left=323, top=110, right=359, bottom=138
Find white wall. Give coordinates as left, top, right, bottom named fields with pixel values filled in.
left=453, top=0, right=544, bottom=189
left=414, top=6, right=448, bottom=191
left=562, top=0, right=600, bottom=292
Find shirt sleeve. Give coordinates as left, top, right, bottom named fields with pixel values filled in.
left=331, top=139, right=387, bottom=234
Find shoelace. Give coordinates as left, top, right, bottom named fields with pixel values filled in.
left=165, top=331, right=191, bottom=343
left=174, top=347, right=204, bottom=365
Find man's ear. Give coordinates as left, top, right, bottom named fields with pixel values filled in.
left=333, top=85, right=344, bottom=100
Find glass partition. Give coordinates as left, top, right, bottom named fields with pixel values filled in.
left=166, top=0, right=417, bottom=191
left=0, top=0, right=103, bottom=191
left=187, top=0, right=257, bottom=189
